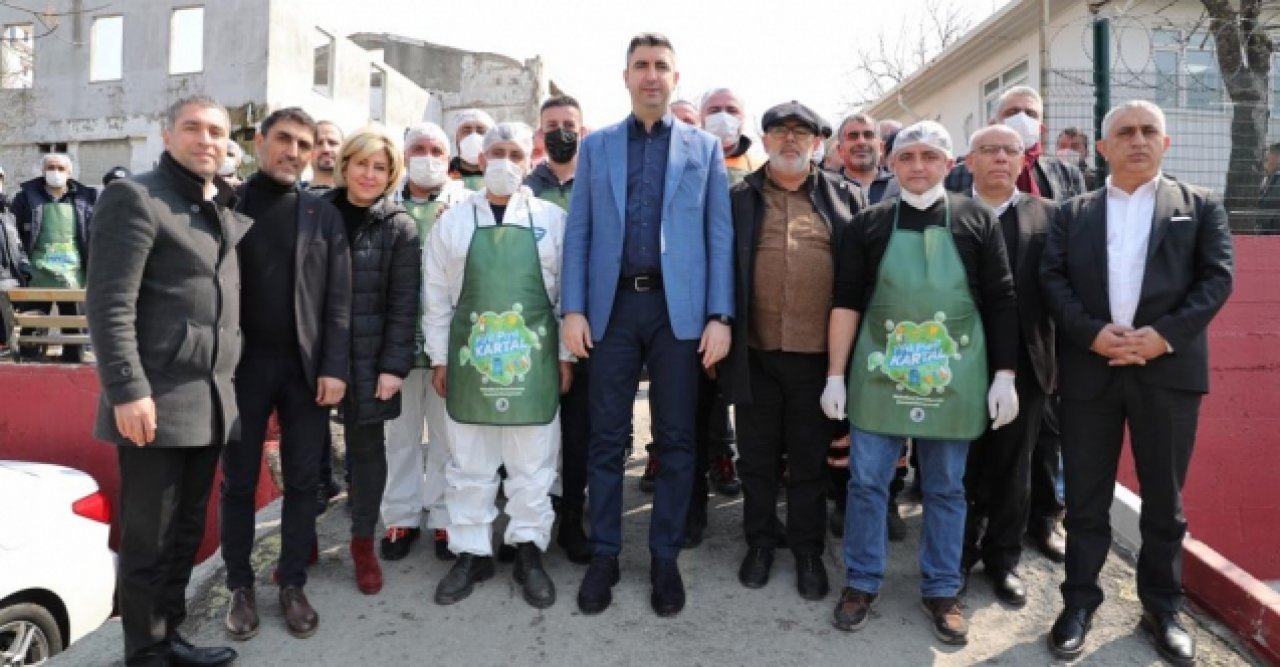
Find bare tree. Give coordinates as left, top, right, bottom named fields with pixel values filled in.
left=1200, top=0, right=1276, bottom=212
left=846, top=0, right=974, bottom=110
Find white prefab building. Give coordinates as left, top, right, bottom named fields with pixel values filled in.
left=0, top=0, right=430, bottom=186
left=863, top=0, right=1280, bottom=194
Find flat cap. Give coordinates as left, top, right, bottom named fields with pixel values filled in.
left=761, top=101, right=832, bottom=138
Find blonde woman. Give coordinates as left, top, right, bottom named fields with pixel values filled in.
left=321, top=128, right=421, bottom=594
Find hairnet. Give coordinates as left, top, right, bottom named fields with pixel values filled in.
left=404, top=122, right=450, bottom=154
left=452, top=108, right=495, bottom=135
left=482, top=122, right=535, bottom=157
left=889, top=120, right=953, bottom=158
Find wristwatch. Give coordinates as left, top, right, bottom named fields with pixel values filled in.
left=708, top=314, right=732, bottom=326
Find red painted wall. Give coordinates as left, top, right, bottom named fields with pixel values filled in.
left=0, top=364, right=281, bottom=562
left=1117, top=234, right=1280, bottom=579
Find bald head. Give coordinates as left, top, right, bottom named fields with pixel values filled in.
left=968, top=124, right=1023, bottom=155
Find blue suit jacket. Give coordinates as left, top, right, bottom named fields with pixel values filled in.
left=561, top=117, right=734, bottom=341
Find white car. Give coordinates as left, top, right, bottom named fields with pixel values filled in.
left=0, top=461, right=116, bottom=666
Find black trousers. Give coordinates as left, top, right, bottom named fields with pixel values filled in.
left=345, top=415, right=388, bottom=538
left=737, top=350, right=829, bottom=556
left=963, top=368, right=1047, bottom=574
left=117, top=444, right=221, bottom=666
left=1028, top=395, right=1066, bottom=534
left=220, top=351, right=327, bottom=589
left=1060, top=369, right=1201, bottom=613
left=559, top=358, right=591, bottom=511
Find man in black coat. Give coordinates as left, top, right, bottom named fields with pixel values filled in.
left=1041, top=101, right=1234, bottom=665
left=959, top=125, right=1057, bottom=608
left=220, top=108, right=352, bottom=642
left=86, top=95, right=249, bottom=667
left=718, top=102, right=864, bottom=602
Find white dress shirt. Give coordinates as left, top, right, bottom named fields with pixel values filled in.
left=1105, top=173, right=1160, bottom=328
left=971, top=186, right=1021, bottom=217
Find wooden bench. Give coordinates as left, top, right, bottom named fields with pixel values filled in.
left=0, top=288, right=89, bottom=360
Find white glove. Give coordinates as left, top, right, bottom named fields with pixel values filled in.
left=821, top=376, right=847, bottom=420
left=987, top=371, right=1019, bottom=430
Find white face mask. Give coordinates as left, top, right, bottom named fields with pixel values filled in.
left=217, top=156, right=237, bottom=177
left=1002, top=112, right=1041, bottom=150
left=44, top=170, right=68, bottom=189
left=901, top=182, right=946, bottom=210
left=1055, top=148, right=1081, bottom=164
left=408, top=155, right=449, bottom=189
left=703, top=112, right=741, bottom=144
left=459, top=133, right=485, bottom=164
left=483, top=158, right=524, bottom=197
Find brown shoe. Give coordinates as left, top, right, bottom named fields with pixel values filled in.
left=922, top=596, right=968, bottom=645
left=225, top=588, right=259, bottom=641
left=832, top=587, right=878, bottom=631
left=279, top=586, right=319, bottom=639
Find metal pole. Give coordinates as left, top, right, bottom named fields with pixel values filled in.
left=1093, top=16, right=1111, bottom=181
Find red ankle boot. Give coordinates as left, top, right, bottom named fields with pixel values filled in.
left=350, top=537, right=382, bottom=594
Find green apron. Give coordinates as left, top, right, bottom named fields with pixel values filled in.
left=847, top=198, right=988, bottom=440
left=406, top=199, right=444, bottom=368
left=29, top=202, right=83, bottom=288
left=445, top=205, right=559, bottom=426
left=535, top=183, right=572, bottom=215
left=461, top=174, right=484, bottom=191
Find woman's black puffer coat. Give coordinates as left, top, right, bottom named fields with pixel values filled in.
left=323, top=188, right=421, bottom=425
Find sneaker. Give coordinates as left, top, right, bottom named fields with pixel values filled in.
left=433, top=530, right=456, bottom=561
left=921, top=596, right=969, bottom=645
left=380, top=527, right=420, bottom=561
left=639, top=453, right=658, bottom=493
left=832, top=587, right=878, bottom=631
left=709, top=455, right=741, bottom=496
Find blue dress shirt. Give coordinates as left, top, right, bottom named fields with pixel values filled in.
left=623, top=113, right=673, bottom=277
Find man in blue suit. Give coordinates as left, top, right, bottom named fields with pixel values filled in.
left=562, top=33, right=734, bottom=618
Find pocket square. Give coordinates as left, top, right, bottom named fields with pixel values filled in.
left=1170, top=215, right=1193, bottom=222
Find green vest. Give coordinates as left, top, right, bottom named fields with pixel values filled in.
left=405, top=199, right=444, bottom=368
left=445, top=205, right=559, bottom=425
left=847, top=199, right=988, bottom=440
left=29, top=202, right=82, bottom=288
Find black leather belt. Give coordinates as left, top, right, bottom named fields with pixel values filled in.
left=620, top=273, right=663, bottom=292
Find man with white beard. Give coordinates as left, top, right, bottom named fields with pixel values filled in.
left=717, top=101, right=864, bottom=601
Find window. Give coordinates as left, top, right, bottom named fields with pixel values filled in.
left=982, top=61, right=1029, bottom=122
left=312, top=28, right=334, bottom=97
left=369, top=64, right=385, bottom=122
left=169, top=7, right=204, bottom=75
left=89, top=16, right=123, bottom=82
left=1, top=23, right=34, bottom=89
left=38, top=142, right=68, bottom=154
left=1151, top=29, right=1224, bottom=110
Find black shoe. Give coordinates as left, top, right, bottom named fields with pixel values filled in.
left=886, top=500, right=907, bottom=542
left=1048, top=606, right=1094, bottom=659
left=433, top=529, right=456, bottom=561
left=987, top=570, right=1027, bottom=608
left=709, top=455, right=741, bottom=496
left=1139, top=610, right=1196, bottom=666
left=433, top=554, right=495, bottom=605
left=737, top=547, right=773, bottom=589
left=497, top=543, right=517, bottom=563
left=513, top=542, right=556, bottom=609
left=795, top=554, right=829, bottom=601
left=168, top=633, right=238, bottom=667
left=650, top=557, right=685, bottom=617
left=577, top=555, right=620, bottom=615
left=1029, top=518, right=1066, bottom=563
left=639, top=449, right=658, bottom=493
left=832, top=587, right=878, bottom=632
left=681, top=503, right=707, bottom=549
left=828, top=503, right=845, bottom=538
left=379, top=526, right=420, bottom=561
left=556, top=507, right=593, bottom=565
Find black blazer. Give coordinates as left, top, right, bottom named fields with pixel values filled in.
left=946, top=156, right=1088, bottom=203
left=718, top=167, right=865, bottom=406
left=1002, top=195, right=1057, bottom=394
left=235, top=185, right=353, bottom=389
left=1039, top=177, right=1234, bottom=399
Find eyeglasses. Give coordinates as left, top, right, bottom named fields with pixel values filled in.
left=844, top=130, right=877, bottom=140
left=975, top=144, right=1023, bottom=156
left=766, top=126, right=816, bottom=140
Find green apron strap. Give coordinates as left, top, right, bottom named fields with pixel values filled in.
left=847, top=197, right=989, bottom=440
left=445, top=201, right=559, bottom=426
left=406, top=199, right=444, bottom=368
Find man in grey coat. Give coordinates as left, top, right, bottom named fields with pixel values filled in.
left=87, top=95, right=250, bottom=667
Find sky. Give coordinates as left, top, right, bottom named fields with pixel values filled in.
left=332, top=0, right=1014, bottom=131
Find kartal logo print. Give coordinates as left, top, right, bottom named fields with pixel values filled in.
left=458, top=303, right=544, bottom=387
left=866, top=312, right=967, bottom=397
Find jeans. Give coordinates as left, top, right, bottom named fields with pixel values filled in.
left=843, top=428, right=969, bottom=597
